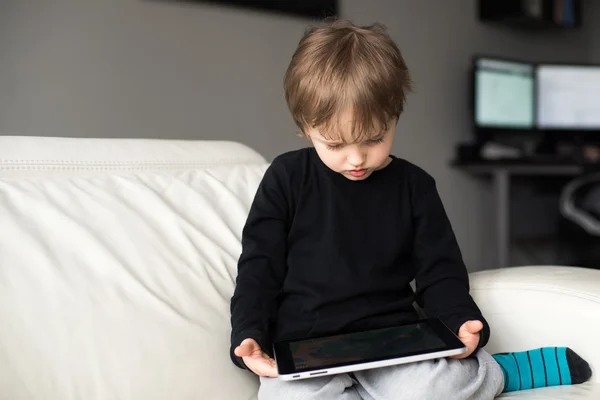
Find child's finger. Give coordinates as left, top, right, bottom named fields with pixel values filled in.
left=465, top=320, right=483, bottom=334
left=247, top=357, right=278, bottom=377
left=259, top=360, right=278, bottom=377
left=234, top=344, right=249, bottom=357
left=234, top=338, right=259, bottom=357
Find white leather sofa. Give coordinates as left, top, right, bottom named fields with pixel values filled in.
left=0, top=136, right=598, bottom=399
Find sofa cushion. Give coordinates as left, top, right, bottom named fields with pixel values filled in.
left=0, top=164, right=266, bottom=399
left=498, top=382, right=598, bottom=399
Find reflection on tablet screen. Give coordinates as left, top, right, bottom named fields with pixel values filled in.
left=289, top=322, right=447, bottom=369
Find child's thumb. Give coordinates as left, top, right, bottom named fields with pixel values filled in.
left=465, top=320, right=483, bottom=333
left=235, top=338, right=259, bottom=357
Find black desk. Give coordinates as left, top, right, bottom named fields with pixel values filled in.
left=453, top=160, right=583, bottom=268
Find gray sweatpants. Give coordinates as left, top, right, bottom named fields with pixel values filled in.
left=259, top=349, right=504, bottom=400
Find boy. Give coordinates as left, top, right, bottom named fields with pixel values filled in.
left=230, top=20, right=591, bottom=399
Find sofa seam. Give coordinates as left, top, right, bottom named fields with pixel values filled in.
left=0, top=160, right=266, bottom=171
left=471, top=285, right=600, bottom=303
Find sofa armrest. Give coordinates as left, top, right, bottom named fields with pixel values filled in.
left=470, top=266, right=600, bottom=382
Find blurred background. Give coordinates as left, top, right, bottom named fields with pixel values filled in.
left=1, top=0, right=599, bottom=272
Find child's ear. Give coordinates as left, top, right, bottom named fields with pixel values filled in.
left=301, top=129, right=313, bottom=143
left=296, top=129, right=309, bottom=140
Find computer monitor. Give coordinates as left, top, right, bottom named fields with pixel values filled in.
left=536, top=64, right=600, bottom=131
left=473, top=57, right=535, bottom=131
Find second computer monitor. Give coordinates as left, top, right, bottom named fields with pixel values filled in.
left=537, top=64, right=600, bottom=131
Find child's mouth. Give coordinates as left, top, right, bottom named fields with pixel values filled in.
left=349, top=169, right=367, bottom=177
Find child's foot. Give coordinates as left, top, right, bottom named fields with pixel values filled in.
left=493, top=347, right=592, bottom=392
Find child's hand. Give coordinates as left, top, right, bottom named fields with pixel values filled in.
left=234, top=338, right=278, bottom=377
left=450, top=320, right=482, bottom=359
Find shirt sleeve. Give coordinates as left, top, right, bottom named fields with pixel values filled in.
left=229, top=159, right=290, bottom=370
left=410, top=169, right=490, bottom=350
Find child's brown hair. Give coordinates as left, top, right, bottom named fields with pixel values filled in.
left=284, top=19, right=413, bottom=142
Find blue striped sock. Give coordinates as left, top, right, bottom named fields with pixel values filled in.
left=493, top=347, right=591, bottom=392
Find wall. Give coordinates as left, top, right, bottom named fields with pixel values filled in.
left=0, top=0, right=306, bottom=156
left=589, top=0, right=600, bottom=62
left=0, top=0, right=592, bottom=271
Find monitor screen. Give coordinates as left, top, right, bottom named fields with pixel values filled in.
left=537, top=65, right=600, bottom=130
left=474, top=58, right=535, bottom=130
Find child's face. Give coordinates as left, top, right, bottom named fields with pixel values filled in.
left=306, top=112, right=397, bottom=181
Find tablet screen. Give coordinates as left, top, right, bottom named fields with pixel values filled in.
left=274, top=319, right=458, bottom=373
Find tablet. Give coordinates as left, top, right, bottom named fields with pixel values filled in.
left=273, top=318, right=467, bottom=381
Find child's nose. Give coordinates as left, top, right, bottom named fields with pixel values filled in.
left=347, top=148, right=366, bottom=167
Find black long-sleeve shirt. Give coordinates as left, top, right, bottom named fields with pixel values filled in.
left=230, top=147, right=489, bottom=369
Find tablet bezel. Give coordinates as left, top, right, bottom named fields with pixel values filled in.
left=273, top=318, right=466, bottom=378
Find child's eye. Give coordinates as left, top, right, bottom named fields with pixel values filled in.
left=326, top=143, right=344, bottom=151
left=366, top=138, right=384, bottom=146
